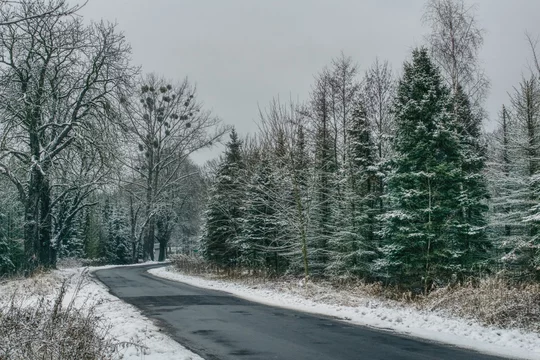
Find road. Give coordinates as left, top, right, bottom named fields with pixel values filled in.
left=94, top=265, right=508, bottom=360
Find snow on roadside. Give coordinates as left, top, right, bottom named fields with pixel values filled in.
left=0, top=265, right=202, bottom=360
left=149, top=266, right=540, bottom=360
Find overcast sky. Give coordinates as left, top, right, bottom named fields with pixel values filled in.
left=81, top=0, right=540, bottom=163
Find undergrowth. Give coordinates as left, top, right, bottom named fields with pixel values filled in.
left=0, top=271, right=136, bottom=360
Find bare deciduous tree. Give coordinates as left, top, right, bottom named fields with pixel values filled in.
left=362, top=58, right=395, bottom=162
left=0, top=0, right=85, bottom=26
left=423, top=0, right=489, bottom=106
left=119, top=74, right=227, bottom=261
left=0, top=0, right=135, bottom=268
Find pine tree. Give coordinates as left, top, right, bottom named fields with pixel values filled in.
left=509, top=76, right=540, bottom=280
left=0, top=227, right=14, bottom=274
left=346, top=104, right=378, bottom=276
left=377, top=48, right=463, bottom=291
left=201, top=128, right=245, bottom=268
left=449, top=86, right=491, bottom=276
left=288, top=123, right=311, bottom=277
left=110, top=208, right=131, bottom=264
left=81, top=206, right=100, bottom=259
left=310, top=75, right=337, bottom=277
left=98, top=199, right=115, bottom=263
left=487, top=105, right=529, bottom=275
left=241, top=156, right=286, bottom=274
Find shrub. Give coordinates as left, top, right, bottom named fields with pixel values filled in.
left=424, top=277, right=540, bottom=332
left=0, top=275, right=132, bottom=359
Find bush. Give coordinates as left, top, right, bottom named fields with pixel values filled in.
left=0, top=238, right=24, bottom=277
left=0, top=275, right=131, bottom=359
left=170, top=254, right=210, bottom=275
left=424, top=277, right=540, bottom=332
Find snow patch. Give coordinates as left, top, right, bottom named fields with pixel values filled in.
left=0, top=266, right=201, bottom=360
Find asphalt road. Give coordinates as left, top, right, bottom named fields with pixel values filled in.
left=94, top=265, right=509, bottom=360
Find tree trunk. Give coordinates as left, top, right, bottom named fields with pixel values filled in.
left=129, top=195, right=138, bottom=263
left=39, top=172, right=54, bottom=267
left=158, top=240, right=167, bottom=262
left=144, top=218, right=155, bottom=261
left=24, top=180, right=39, bottom=272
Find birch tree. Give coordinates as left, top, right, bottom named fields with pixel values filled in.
left=423, top=0, right=489, bottom=106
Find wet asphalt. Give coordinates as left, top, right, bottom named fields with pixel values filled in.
left=93, top=265, right=511, bottom=360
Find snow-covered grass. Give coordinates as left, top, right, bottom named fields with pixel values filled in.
left=0, top=264, right=201, bottom=360
left=149, top=266, right=540, bottom=360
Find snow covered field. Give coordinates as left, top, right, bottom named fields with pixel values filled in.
left=0, top=265, right=202, bottom=360
left=149, top=266, right=540, bottom=360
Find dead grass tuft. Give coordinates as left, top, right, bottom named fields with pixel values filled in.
left=0, top=271, right=138, bottom=360
left=422, top=277, right=540, bottom=332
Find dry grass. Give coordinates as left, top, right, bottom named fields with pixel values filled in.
left=422, top=277, right=540, bottom=333
left=0, top=271, right=135, bottom=360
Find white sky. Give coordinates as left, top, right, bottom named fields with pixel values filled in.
left=80, top=0, right=540, bottom=163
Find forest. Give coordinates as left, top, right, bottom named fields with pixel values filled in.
left=1, top=0, right=539, bottom=294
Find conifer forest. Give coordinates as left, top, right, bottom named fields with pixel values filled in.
left=1, top=0, right=539, bottom=294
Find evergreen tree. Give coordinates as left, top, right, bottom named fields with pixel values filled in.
left=346, top=104, right=378, bottom=276
left=487, top=105, right=530, bottom=276
left=310, top=75, right=337, bottom=277
left=508, top=76, right=540, bottom=280
left=241, top=156, right=286, bottom=273
left=0, top=225, right=14, bottom=274
left=201, top=128, right=245, bottom=268
left=98, top=199, right=115, bottom=263
left=449, top=86, right=491, bottom=275
left=288, top=123, right=311, bottom=277
left=377, top=48, right=464, bottom=291
left=110, top=208, right=131, bottom=264
left=81, top=206, right=100, bottom=259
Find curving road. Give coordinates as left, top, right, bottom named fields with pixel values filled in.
left=94, top=265, right=508, bottom=360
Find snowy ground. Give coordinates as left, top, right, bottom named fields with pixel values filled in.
left=149, top=266, right=540, bottom=360
left=0, top=264, right=202, bottom=360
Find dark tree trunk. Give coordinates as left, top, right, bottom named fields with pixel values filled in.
left=129, top=195, right=138, bottom=263
left=158, top=240, right=167, bottom=262
left=24, top=178, right=39, bottom=272
left=39, top=172, right=54, bottom=267
left=145, top=219, right=155, bottom=261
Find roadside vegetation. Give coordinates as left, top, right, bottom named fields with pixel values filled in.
left=0, top=271, right=134, bottom=360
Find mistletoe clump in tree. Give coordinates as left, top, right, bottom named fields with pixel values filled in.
left=121, top=74, right=225, bottom=261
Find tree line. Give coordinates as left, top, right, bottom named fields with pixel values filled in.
left=200, top=0, right=540, bottom=291
left=1, top=0, right=539, bottom=290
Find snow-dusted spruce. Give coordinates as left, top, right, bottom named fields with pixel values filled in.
left=201, top=128, right=246, bottom=268
left=376, top=48, right=489, bottom=292
left=256, top=99, right=313, bottom=276
left=309, top=72, right=337, bottom=276
left=488, top=76, right=540, bottom=281
left=240, top=155, right=288, bottom=273
left=335, top=103, right=379, bottom=277
left=362, top=58, right=397, bottom=240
